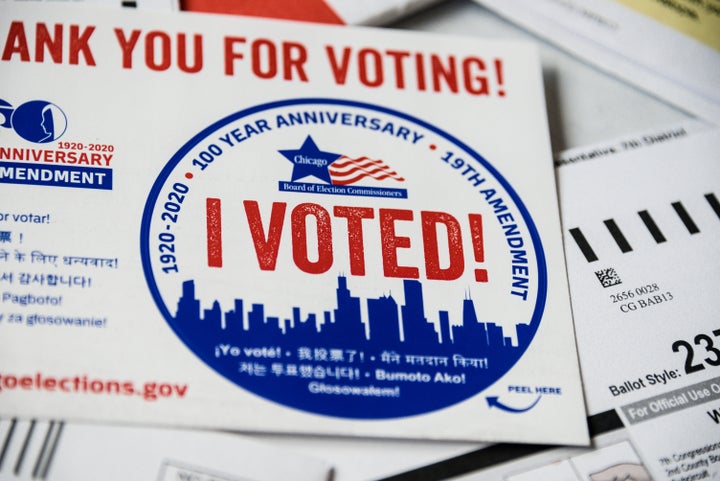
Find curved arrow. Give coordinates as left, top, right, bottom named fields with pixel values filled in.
left=486, top=395, right=541, bottom=413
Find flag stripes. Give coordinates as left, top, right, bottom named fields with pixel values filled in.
left=329, top=156, right=405, bottom=186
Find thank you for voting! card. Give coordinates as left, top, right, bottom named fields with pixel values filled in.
left=0, top=3, right=587, bottom=445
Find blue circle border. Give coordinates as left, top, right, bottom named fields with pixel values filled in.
left=140, top=97, right=548, bottom=419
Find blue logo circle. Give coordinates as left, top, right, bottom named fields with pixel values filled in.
left=141, top=98, right=547, bottom=419
left=10, top=100, right=68, bottom=143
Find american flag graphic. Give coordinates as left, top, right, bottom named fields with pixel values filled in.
left=328, top=156, right=405, bottom=186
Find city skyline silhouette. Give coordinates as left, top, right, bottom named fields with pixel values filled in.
left=175, top=275, right=532, bottom=355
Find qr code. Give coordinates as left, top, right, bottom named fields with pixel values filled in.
left=595, top=267, right=622, bottom=288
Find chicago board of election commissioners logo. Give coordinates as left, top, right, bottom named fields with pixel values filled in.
left=277, top=134, right=407, bottom=199
left=141, top=98, right=547, bottom=419
left=0, top=98, right=68, bottom=143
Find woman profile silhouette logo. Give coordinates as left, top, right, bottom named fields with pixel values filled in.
left=0, top=98, right=68, bottom=143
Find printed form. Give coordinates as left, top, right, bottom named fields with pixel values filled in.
left=415, top=126, right=720, bottom=481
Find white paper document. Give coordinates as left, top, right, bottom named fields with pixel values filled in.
left=0, top=3, right=587, bottom=445
left=473, top=0, right=720, bottom=124
left=0, top=417, right=332, bottom=481
left=404, top=127, right=720, bottom=480
left=560, top=129, right=720, bottom=481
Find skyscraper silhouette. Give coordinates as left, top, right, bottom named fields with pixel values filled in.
left=367, top=294, right=401, bottom=346
left=401, top=279, right=439, bottom=346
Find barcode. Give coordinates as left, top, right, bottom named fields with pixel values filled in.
left=595, top=267, right=622, bottom=288
left=0, top=418, right=63, bottom=480
left=569, top=192, right=719, bottom=263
